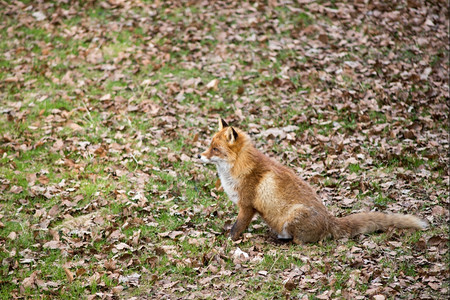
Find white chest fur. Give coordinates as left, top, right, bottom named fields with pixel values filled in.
left=216, top=161, right=239, bottom=205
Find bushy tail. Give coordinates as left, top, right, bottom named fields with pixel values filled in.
left=332, top=212, right=428, bottom=239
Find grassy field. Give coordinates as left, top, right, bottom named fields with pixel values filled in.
left=0, top=0, right=448, bottom=299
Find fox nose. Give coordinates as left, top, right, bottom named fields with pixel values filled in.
left=197, top=154, right=201, bottom=159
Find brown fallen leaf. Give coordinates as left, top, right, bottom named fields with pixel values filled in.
left=206, top=79, right=219, bottom=90
left=215, top=179, right=222, bottom=190
left=63, top=267, right=73, bottom=283
left=159, top=230, right=184, bottom=240
left=413, top=238, right=427, bottom=251
left=48, top=229, right=60, bottom=241
left=51, top=139, right=64, bottom=152
left=100, top=93, right=111, bottom=101
left=316, top=134, right=330, bottom=143
left=341, top=198, right=355, bottom=207
left=104, top=259, right=117, bottom=271
left=86, top=48, right=103, bottom=64
left=76, top=268, right=87, bottom=277
left=22, top=270, right=40, bottom=288
left=48, top=205, right=59, bottom=217
left=115, top=242, right=131, bottom=250
left=10, top=185, right=23, bottom=194
left=4, top=77, right=19, bottom=83
left=431, top=206, right=448, bottom=216
left=94, top=146, right=107, bottom=157
left=43, top=240, right=65, bottom=250
left=8, top=231, right=17, bottom=240
left=118, top=273, right=140, bottom=286
left=427, top=236, right=447, bottom=247
left=66, top=121, right=83, bottom=131
left=38, top=175, right=49, bottom=185
left=232, top=247, right=249, bottom=261
left=167, top=152, right=178, bottom=162
left=284, top=278, right=296, bottom=291
left=318, top=33, right=329, bottom=44
left=112, top=286, right=124, bottom=294
left=420, top=67, right=432, bottom=80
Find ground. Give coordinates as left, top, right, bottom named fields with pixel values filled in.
left=0, top=0, right=448, bottom=299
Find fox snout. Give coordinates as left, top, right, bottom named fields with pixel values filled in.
left=198, top=152, right=211, bottom=163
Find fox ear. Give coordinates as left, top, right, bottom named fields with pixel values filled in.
left=218, top=118, right=229, bottom=131
left=225, top=127, right=238, bottom=144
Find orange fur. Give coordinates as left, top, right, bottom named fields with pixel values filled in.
left=199, top=119, right=428, bottom=244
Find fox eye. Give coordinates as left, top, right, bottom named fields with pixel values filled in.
left=212, top=147, right=218, bottom=152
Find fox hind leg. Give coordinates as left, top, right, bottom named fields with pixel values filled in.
left=277, top=222, right=292, bottom=239
left=287, top=205, right=331, bottom=244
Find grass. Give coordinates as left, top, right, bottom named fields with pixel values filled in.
left=0, top=0, right=448, bottom=299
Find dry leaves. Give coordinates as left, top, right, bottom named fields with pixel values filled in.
left=0, top=0, right=447, bottom=299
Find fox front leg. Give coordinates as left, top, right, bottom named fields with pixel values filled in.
left=230, top=206, right=255, bottom=240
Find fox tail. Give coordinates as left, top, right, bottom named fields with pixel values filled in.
left=332, top=212, right=428, bottom=239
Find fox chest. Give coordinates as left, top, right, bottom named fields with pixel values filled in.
left=216, top=165, right=239, bottom=205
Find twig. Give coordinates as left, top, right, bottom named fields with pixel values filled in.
left=140, top=80, right=151, bottom=102
left=130, top=152, right=139, bottom=171
left=269, top=253, right=281, bottom=272
left=82, top=98, right=94, bottom=125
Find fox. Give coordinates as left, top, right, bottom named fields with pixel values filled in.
left=198, top=118, right=428, bottom=244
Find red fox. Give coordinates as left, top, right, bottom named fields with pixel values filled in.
left=199, top=118, right=428, bottom=244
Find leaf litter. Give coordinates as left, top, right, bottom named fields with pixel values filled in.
left=0, top=0, right=448, bottom=299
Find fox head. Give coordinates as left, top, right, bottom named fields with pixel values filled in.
left=198, top=118, right=247, bottom=166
